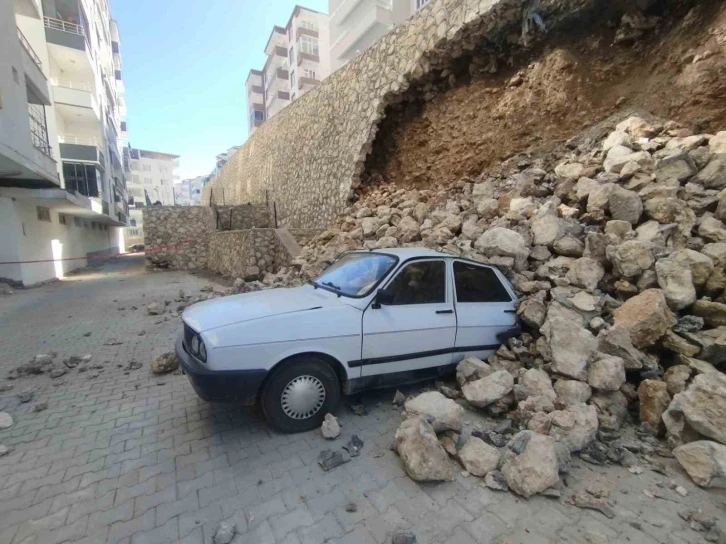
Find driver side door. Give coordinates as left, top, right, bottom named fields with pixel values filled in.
left=359, top=259, right=457, bottom=377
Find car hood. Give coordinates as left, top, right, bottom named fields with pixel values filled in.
left=182, top=285, right=347, bottom=332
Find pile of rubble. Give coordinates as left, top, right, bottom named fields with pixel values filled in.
left=254, top=113, right=726, bottom=495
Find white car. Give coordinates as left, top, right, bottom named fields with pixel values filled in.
left=176, top=248, right=519, bottom=432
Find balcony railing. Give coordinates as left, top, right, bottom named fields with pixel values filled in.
left=17, top=28, right=43, bottom=72
left=44, top=16, right=84, bottom=35
left=59, top=135, right=101, bottom=146
left=51, top=78, right=93, bottom=92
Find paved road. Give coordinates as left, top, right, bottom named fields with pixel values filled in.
left=0, top=256, right=722, bottom=544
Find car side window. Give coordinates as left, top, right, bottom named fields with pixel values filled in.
left=386, top=260, right=446, bottom=305
left=454, top=261, right=511, bottom=303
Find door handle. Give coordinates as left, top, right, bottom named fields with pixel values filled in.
left=436, top=310, right=453, bottom=314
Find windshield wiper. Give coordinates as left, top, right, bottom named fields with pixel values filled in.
left=321, top=281, right=341, bottom=291
left=308, top=280, right=320, bottom=289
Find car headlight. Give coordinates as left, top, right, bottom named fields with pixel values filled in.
left=191, top=335, right=199, bottom=355
left=199, top=340, right=207, bottom=362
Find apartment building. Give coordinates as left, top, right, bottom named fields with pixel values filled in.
left=124, top=147, right=179, bottom=246
left=329, top=0, right=430, bottom=71
left=0, top=0, right=129, bottom=286
left=246, top=5, right=330, bottom=131
left=174, top=176, right=207, bottom=206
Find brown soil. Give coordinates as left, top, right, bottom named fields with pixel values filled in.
left=363, top=0, right=726, bottom=190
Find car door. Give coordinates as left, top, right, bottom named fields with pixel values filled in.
left=359, top=258, right=457, bottom=377
left=452, top=260, right=517, bottom=363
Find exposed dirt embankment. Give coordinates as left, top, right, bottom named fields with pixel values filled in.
left=363, top=0, right=726, bottom=190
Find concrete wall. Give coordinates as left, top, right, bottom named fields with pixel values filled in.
left=0, top=195, right=119, bottom=285
left=203, top=0, right=593, bottom=229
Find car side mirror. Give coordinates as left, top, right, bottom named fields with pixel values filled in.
left=373, top=288, right=394, bottom=309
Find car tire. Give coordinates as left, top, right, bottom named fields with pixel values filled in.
left=260, top=356, right=341, bottom=433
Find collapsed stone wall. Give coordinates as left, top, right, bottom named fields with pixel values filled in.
left=202, top=0, right=601, bottom=228
left=143, top=207, right=215, bottom=270
left=207, top=229, right=294, bottom=279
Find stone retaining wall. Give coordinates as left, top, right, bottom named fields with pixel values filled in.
left=143, top=207, right=215, bottom=270
left=202, top=0, right=594, bottom=229
left=207, top=229, right=280, bottom=279
left=215, top=205, right=271, bottom=231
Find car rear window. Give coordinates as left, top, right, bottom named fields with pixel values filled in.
left=453, top=261, right=511, bottom=303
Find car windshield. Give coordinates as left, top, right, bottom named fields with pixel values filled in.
left=313, top=252, right=397, bottom=297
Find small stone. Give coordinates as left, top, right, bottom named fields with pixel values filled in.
left=33, top=402, right=48, bottom=412
left=146, top=302, right=163, bottom=315
left=392, top=531, right=417, bottom=544
left=212, top=522, right=235, bottom=544
left=392, top=390, right=406, bottom=406
left=50, top=368, right=67, bottom=379
left=343, top=434, right=364, bottom=457
left=345, top=502, right=358, bottom=513
left=318, top=449, right=350, bottom=471
left=0, top=444, right=12, bottom=456
left=350, top=403, right=368, bottom=416
left=638, top=380, right=671, bottom=436
left=150, top=352, right=178, bottom=374
left=0, top=413, right=13, bottom=429
left=321, top=413, right=341, bottom=439
left=457, top=436, right=501, bottom=477
left=484, top=470, right=509, bottom=491
left=18, top=389, right=33, bottom=403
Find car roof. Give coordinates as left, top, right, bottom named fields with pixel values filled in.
left=357, top=247, right=456, bottom=260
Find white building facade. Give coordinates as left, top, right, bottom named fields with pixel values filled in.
left=174, top=176, right=207, bottom=207
left=246, top=6, right=330, bottom=130
left=124, top=147, right=179, bottom=246
left=0, top=0, right=129, bottom=286
left=329, top=0, right=430, bottom=72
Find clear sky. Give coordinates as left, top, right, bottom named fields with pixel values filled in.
left=111, top=0, right=329, bottom=179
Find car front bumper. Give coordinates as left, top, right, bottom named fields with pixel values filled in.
left=175, top=335, right=267, bottom=405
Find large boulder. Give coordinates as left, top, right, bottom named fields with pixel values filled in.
left=587, top=354, right=626, bottom=392
left=664, top=365, right=692, bottom=396
left=548, top=403, right=599, bottom=452
left=611, top=241, right=654, bottom=278
left=461, top=370, right=514, bottom=408
left=612, top=289, right=676, bottom=348
left=554, top=379, right=592, bottom=407
left=394, top=417, right=454, bottom=482
left=501, top=431, right=560, bottom=498
left=644, top=198, right=696, bottom=235
left=608, top=186, right=643, bottom=224
left=396, top=216, right=420, bottom=242
left=691, top=300, right=726, bottom=327
left=520, top=368, right=556, bottom=401
left=455, top=357, right=493, bottom=388
left=663, top=373, right=726, bottom=446
left=590, top=391, right=629, bottom=430
left=542, top=317, right=597, bottom=381
left=566, top=258, right=605, bottom=292
left=694, top=156, right=726, bottom=189
left=404, top=392, right=464, bottom=433
left=669, top=249, right=715, bottom=287
left=597, top=325, right=648, bottom=370
left=530, top=201, right=565, bottom=247
left=655, top=257, right=697, bottom=311
left=457, top=436, right=501, bottom=477
left=673, top=441, right=726, bottom=488
left=150, top=352, right=179, bottom=374
left=474, top=228, right=529, bottom=269
left=638, top=380, right=671, bottom=436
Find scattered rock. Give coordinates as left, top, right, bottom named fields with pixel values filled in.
left=461, top=370, right=514, bottom=408
left=404, top=391, right=464, bottom=432
left=392, top=531, right=417, bottom=544
left=343, top=435, right=364, bottom=457
left=146, top=302, right=164, bottom=315
left=484, top=470, right=509, bottom=491
left=33, top=402, right=48, bottom=412
left=501, top=431, right=560, bottom=498
left=392, top=390, right=406, bottom=406
left=212, top=522, right=236, bottom=544
left=394, top=417, right=454, bottom=481
left=612, top=289, right=676, bottom=348
left=0, top=413, right=13, bottom=429
left=17, top=389, right=33, bottom=403
left=457, top=436, right=500, bottom=476
left=663, top=372, right=726, bottom=446
left=150, top=352, right=178, bottom=374
left=673, top=441, right=726, bottom=488
left=318, top=449, right=351, bottom=471
left=587, top=355, right=626, bottom=392
left=321, top=413, right=341, bottom=439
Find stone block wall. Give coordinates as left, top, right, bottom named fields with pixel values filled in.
left=215, top=205, right=271, bottom=231
left=202, top=0, right=594, bottom=229
left=143, top=207, right=215, bottom=270
left=207, top=229, right=279, bottom=279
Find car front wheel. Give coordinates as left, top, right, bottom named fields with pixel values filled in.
left=260, top=356, right=341, bottom=433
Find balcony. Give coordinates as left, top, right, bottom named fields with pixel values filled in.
left=17, top=28, right=51, bottom=106
left=51, top=79, right=100, bottom=117
left=330, top=0, right=394, bottom=64
left=59, top=136, right=105, bottom=167
left=44, top=16, right=94, bottom=78
left=298, top=76, right=321, bottom=91
left=44, top=16, right=86, bottom=50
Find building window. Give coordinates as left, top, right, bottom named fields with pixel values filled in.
left=130, top=219, right=137, bottom=227
left=143, top=164, right=151, bottom=171
left=289, top=47, right=294, bottom=64
left=59, top=213, right=68, bottom=225
left=73, top=217, right=82, bottom=227
left=144, top=178, right=152, bottom=184
left=103, top=224, right=108, bottom=231
left=415, top=0, right=430, bottom=8
left=91, top=222, right=97, bottom=230
left=299, top=20, right=317, bottom=31
left=298, top=35, right=319, bottom=56
left=303, top=69, right=316, bottom=80
left=250, top=110, right=264, bottom=122
left=290, top=71, right=296, bottom=89
left=37, top=206, right=51, bottom=222
left=63, top=162, right=100, bottom=197
left=132, top=174, right=140, bottom=183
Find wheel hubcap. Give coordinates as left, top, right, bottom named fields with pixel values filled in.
left=281, top=375, right=326, bottom=420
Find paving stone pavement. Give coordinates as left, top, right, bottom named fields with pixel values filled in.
left=1, top=255, right=724, bottom=544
